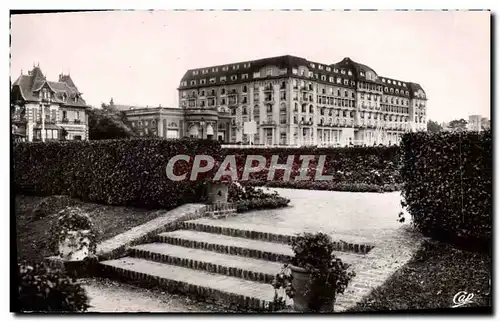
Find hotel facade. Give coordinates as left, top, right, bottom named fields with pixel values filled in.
left=175, top=55, right=427, bottom=146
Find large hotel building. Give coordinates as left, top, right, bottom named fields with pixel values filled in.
left=174, top=55, right=427, bottom=146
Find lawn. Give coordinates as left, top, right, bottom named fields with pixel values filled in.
left=15, top=194, right=167, bottom=263
left=349, top=240, right=492, bottom=312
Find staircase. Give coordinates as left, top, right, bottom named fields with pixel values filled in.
left=99, top=217, right=374, bottom=312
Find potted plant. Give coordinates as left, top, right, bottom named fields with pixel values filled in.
left=272, top=232, right=356, bottom=312
left=49, top=207, right=97, bottom=262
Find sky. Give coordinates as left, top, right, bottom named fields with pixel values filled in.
left=10, top=10, right=490, bottom=122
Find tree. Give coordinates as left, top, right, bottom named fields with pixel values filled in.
left=427, top=120, right=443, bottom=133
left=448, top=118, right=468, bottom=132
left=87, top=107, right=137, bottom=140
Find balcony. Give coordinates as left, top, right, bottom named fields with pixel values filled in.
left=260, top=119, right=277, bottom=127
left=185, top=107, right=218, bottom=121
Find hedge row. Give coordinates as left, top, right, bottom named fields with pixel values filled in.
left=242, top=180, right=402, bottom=193
left=400, top=130, right=492, bottom=250
left=13, top=138, right=221, bottom=209
left=222, top=146, right=401, bottom=186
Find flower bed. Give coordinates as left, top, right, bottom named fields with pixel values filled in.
left=228, top=183, right=290, bottom=213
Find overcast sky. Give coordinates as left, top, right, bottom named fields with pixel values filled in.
left=10, top=10, right=490, bottom=122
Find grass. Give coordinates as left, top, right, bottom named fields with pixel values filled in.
left=349, top=240, right=491, bottom=312
left=15, top=194, right=167, bottom=263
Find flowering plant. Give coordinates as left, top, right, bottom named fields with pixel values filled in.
left=48, top=207, right=98, bottom=259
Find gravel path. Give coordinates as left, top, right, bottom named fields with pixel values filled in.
left=80, top=278, right=231, bottom=312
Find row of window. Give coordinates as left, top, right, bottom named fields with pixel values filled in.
left=191, top=63, right=252, bottom=76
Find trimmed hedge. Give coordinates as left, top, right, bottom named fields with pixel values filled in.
left=223, top=146, right=401, bottom=187
left=228, top=183, right=290, bottom=212
left=242, top=180, right=401, bottom=193
left=400, top=130, right=492, bottom=250
left=13, top=138, right=221, bottom=209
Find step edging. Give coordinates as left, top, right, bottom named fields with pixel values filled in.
left=181, top=221, right=376, bottom=254
left=129, top=247, right=277, bottom=284
left=98, top=261, right=279, bottom=312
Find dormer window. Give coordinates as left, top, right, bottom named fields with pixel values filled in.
left=334, top=68, right=339, bottom=73
left=192, top=71, right=199, bottom=75
left=318, top=65, right=323, bottom=70
left=222, top=66, right=228, bottom=71
left=326, top=67, right=331, bottom=72
left=202, top=69, right=208, bottom=74
left=348, top=70, right=352, bottom=76
left=233, top=65, right=240, bottom=70
left=341, top=69, right=345, bottom=75
left=212, top=68, right=218, bottom=72
left=310, top=63, right=315, bottom=68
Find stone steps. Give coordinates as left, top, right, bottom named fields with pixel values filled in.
left=156, top=230, right=368, bottom=265
left=129, top=243, right=282, bottom=284
left=182, top=218, right=375, bottom=254
left=99, top=257, right=277, bottom=311
left=99, top=216, right=374, bottom=311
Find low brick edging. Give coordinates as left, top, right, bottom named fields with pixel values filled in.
left=333, top=230, right=425, bottom=312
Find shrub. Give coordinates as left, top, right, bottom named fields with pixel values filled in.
left=31, top=195, right=77, bottom=222
left=17, top=262, right=90, bottom=312
left=399, top=130, right=492, bottom=251
left=13, top=138, right=221, bottom=209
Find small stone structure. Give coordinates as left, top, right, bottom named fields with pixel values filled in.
left=207, top=182, right=229, bottom=204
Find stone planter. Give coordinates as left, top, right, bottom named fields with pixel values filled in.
left=58, top=230, right=91, bottom=261
left=290, top=265, right=335, bottom=312
left=207, top=182, right=229, bottom=204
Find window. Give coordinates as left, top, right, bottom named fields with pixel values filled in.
left=390, top=88, right=394, bottom=94
left=280, top=68, right=287, bottom=75
left=233, top=65, right=240, bottom=70
left=329, top=76, right=334, bottom=82
left=242, top=74, right=249, bottom=79
left=351, top=81, right=355, bottom=86
left=310, top=63, right=315, bottom=68
left=231, top=75, right=237, bottom=81
left=326, top=67, right=331, bottom=72
left=200, top=79, right=206, bottom=85
left=202, top=69, right=208, bottom=74
left=222, top=66, right=228, bottom=71
left=360, top=71, right=365, bottom=77
left=221, top=88, right=226, bottom=95
left=253, top=72, right=260, bottom=78
left=344, top=90, right=348, bottom=97
left=292, top=68, right=298, bottom=75
left=200, top=90, right=205, bottom=96
left=242, top=85, right=247, bottom=93
left=344, top=80, right=348, bottom=85
left=190, top=80, right=196, bottom=85
left=318, top=65, right=323, bottom=70
left=243, top=63, right=251, bottom=68
left=382, top=78, right=386, bottom=83
left=395, top=89, right=399, bottom=94
left=308, top=71, right=313, bottom=77
left=334, top=68, right=339, bottom=73
left=192, top=71, right=199, bottom=75
left=212, top=67, right=218, bottom=72
left=221, top=98, right=226, bottom=105
left=321, top=75, right=326, bottom=81
left=384, top=87, right=388, bottom=92
left=341, top=69, right=345, bottom=75
left=220, top=76, right=226, bottom=82
left=209, top=78, right=216, bottom=84
left=336, top=78, right=341, bottom=84
left=314, top=74, right=318, bottom=79
left=348, top=70, right=352, bottom=76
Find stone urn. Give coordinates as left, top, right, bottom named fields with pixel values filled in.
left=290, top=265, right=335, bottom=313
left=207, top=181, right=229, bottom=205
left=58, top=230, right=92, bottom=261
